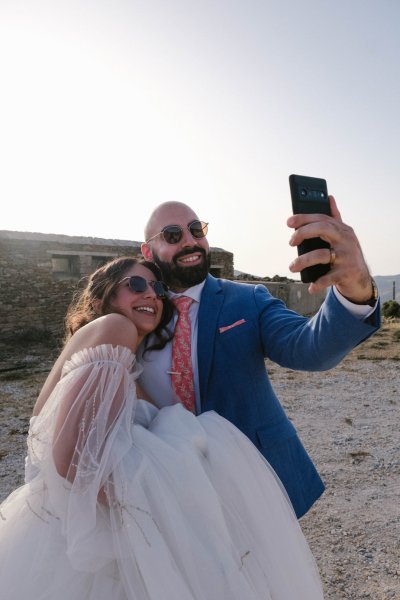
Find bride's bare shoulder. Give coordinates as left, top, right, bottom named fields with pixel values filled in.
left=70, top=314, right=138, bottom=354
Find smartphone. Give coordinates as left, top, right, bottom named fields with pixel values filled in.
left=289, top=174, right=331, bottom=283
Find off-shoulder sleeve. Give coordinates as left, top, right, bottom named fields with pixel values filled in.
left=27, top=344, right=141, bottom=570
left=61, top=344, right=141, bottom=379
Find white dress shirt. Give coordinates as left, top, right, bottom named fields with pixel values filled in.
left=138, top=281, right=205, bottom=413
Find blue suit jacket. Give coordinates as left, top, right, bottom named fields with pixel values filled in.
left=197, top=275, right=380, bottom=517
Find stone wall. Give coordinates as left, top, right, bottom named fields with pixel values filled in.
left=236, top=280, right=326, bottom=316
left=0, top=231, right=324, bottom=339
left=0, top=231, right=234, bottom=338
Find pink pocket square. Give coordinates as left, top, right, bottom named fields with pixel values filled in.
left=219, top=319, right=246, bottom=334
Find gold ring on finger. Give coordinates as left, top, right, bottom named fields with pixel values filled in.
left=329, top=247, right=336, bottom=267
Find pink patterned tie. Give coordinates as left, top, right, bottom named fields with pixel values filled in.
left=171, top=296, right=195, bottom=412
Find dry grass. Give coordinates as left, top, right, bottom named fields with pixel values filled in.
left=350, top=318, right=400, bottom=361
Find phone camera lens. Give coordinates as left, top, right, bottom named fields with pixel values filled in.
left=300, top=188, right=307, bottom=197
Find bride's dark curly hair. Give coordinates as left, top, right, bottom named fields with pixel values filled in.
left=64, top=256, right=174, bottom=352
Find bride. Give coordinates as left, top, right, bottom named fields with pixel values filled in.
left=0, top=256, right=324, bottom=599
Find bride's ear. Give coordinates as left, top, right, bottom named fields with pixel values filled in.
left=91, top=299, right=102, bottom=315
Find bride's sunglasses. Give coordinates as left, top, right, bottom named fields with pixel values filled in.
left=118, top=276, right=168, bottom=298
left=146, top=220, right=209, bottom=245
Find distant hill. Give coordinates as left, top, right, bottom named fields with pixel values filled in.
left=374, top=274, right=400, bottom=303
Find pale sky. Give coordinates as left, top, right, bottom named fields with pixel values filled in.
left=1, top=0, right=399, bottom=278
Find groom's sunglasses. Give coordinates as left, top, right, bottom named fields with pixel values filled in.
left=146, top=220, right=209, bottom=245
left=118, top=276, right=168, bottom=298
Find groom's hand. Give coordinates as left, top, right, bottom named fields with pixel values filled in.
left=287, top=195, right=374, bottom=303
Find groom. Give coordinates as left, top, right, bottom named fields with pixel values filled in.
left=139, top=199, right=380, bottom=518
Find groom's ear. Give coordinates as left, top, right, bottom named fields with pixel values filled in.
left=141, top=242, right=153, bottom=261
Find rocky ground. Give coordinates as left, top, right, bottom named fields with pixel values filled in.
left=0, top=321, right=399, bottom=599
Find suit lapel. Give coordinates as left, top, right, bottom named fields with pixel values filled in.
left=197, top=275, right=224, bottom=407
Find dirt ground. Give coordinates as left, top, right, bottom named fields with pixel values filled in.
left=1, top=320, right=399, bottom=599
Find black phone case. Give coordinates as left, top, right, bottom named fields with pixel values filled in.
left=289, top=174, right=331, bottom=283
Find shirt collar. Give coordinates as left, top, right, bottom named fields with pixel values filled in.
left=168, top=280, right=206, bottom=304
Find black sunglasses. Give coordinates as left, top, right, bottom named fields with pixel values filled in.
left=146, top=220, right=209, bottom=245
left=118, top=276, right=168, bottom=298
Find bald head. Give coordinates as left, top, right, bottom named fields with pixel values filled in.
left=144, top=202, right=199, bottom=242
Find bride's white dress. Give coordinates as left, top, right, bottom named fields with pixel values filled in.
left=0, top=345, right=324, bottom=599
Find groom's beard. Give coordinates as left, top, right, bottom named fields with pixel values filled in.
left=151, top=247, right=210, bottom=290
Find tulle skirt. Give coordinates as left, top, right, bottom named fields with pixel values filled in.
left=0, top=401, right=324, bottom=599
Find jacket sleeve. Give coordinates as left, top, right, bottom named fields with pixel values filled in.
left=256, top=286, right=380, bottom=370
